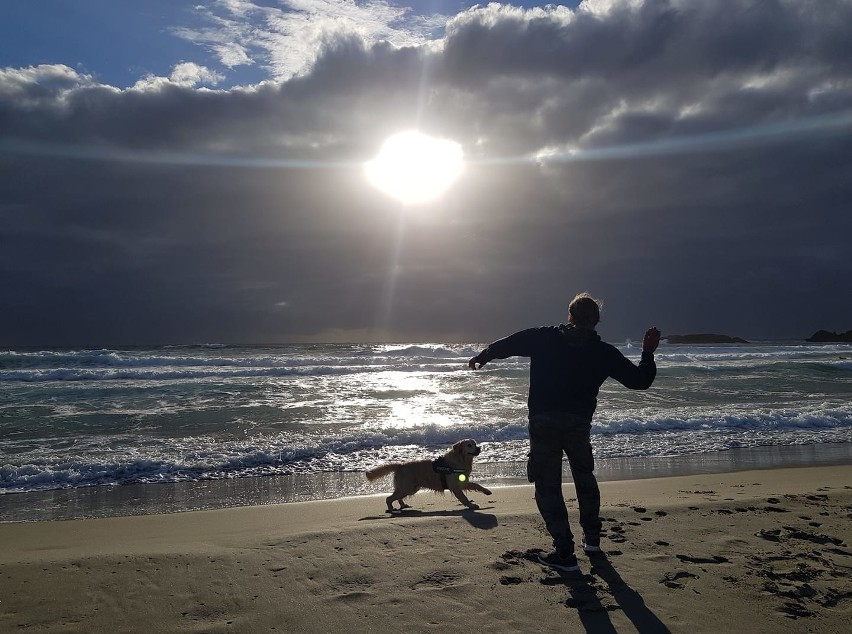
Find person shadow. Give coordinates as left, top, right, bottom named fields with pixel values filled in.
left=542, top=553, right=671, bottom=634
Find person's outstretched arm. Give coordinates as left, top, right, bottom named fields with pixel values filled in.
left=468, top=328, right=543, bottom=370
left=607, top=327, right=661, bottom=389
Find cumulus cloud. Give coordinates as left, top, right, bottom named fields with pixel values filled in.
left=168, top=62, right=226, bottom=87
left=1, top=0, right=851, bottom=345
left=173, top=0, right=449, bottom=79
left=131, top=62, right=226, bottom=91
left=0, top=64, right=106, bottom=105
left=440, top=1, right=852, bottom=146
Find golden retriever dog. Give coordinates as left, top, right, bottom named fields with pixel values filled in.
left=365, top=439, right=493, bottom=512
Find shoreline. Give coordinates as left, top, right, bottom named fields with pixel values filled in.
left=2, top=442, right=851, bottom=523
left=0, top=465, right=849, bottom=632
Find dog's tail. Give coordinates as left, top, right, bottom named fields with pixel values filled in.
left=365, top=463, right=400, bottom=481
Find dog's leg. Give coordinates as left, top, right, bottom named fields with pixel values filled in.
left=386, top=491, right=414, bottom=512
left=464, top=482, right=493, bottom=496
left=448, top=486, right=477, bottom=509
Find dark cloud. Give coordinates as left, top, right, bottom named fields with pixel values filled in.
left=1, top=0, right=851, bottom=346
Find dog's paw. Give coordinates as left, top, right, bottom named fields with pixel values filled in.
left=484, top=488, right=493, bottom=495
left=466, top=502, right=480, bottom=510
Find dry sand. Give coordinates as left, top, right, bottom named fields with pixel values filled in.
left=1, top=465, right=850, bottom=633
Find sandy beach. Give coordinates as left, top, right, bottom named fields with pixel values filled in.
left=1, top=465, right=850, bottom=633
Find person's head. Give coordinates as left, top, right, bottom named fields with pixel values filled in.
left=567, top=292, right=602, bottom=329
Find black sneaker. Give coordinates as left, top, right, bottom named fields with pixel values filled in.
left=582, top=537, right=601, bottom=553
left=537, top=551, right=580, bottom=572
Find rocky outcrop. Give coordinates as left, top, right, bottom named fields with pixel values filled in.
left=664, top=333, right=749, bottom=344
left=805, top=330, right=852, bottom=343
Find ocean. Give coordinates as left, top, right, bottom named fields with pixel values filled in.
left=2, top=341, right=851, bottom=520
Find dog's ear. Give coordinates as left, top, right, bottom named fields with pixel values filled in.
left=452, top=440, right=465, bottom=455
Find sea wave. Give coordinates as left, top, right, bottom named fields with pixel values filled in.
left=0, top=346, right=478, bottom=382
left=2, top=408, right=850, bottom=494
left=3, top=342, right=847, bottom=369
left=0, top=365, right=384, bottom=383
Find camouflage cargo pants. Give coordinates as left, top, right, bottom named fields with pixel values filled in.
left=528, top=412, right=602, bottom=554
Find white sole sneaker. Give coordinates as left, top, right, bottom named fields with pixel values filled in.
left=537, top=553, right=580, bottom=572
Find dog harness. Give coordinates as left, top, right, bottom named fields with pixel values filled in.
left=431, top=457, right=467, bottom=491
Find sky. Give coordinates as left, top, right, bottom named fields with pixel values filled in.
left=1, top=0, right=851, bottom=346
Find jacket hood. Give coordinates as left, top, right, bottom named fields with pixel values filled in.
left=558, top=323, right=601, bottom=346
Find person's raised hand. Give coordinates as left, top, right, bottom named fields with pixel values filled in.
left=643, top=327, right=661, bottom=353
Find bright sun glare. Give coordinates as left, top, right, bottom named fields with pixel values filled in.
left=364, top=131, right=464, bottom=205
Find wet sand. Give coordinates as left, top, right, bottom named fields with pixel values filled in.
left=1, top=465, right=850, bottom=632
left=3, top=442, right=850, bottom=523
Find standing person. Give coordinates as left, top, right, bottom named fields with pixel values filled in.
left=468, top=292, right=661, bottom=572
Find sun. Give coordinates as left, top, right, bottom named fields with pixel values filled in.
left=364, top=131, right=464, bottom=205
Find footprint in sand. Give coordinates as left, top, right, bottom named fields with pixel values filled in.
left=821, top=588, right=852, bottom=607
left=757, top=528, right=783, bottom=542
left=785, top=528, right=844, bottom=546
left=676, top=554, right=729, bottom=564
left=333, top=591, right=372, bottom=602
left=499, top=575, right=523, bottom=585
left=412, top=570, right=464, bottom=590
left=763, top=498, right=790, bottom=513
left=660, top=570, right=698, bottom=589
left=776, top=601, right=813, bottom=619
left=607, top=525, right=627, bottom=543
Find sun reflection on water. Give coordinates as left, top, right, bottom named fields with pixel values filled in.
left=361, top=371, right=459, bottom=429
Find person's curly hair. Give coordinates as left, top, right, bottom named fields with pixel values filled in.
left=568, top=292, right=602, bottom=329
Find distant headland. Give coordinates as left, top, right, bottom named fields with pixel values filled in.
left=663, top=330, right=852, bottom=344
left=805, top=330, right=852, bottom=343
left=664, top=334, right=749, bottom=344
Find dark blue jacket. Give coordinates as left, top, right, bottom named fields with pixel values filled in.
left=474, top=324, right=656, bottom=420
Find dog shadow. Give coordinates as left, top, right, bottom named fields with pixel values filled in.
left=359, top=506, right=498, bottom=530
